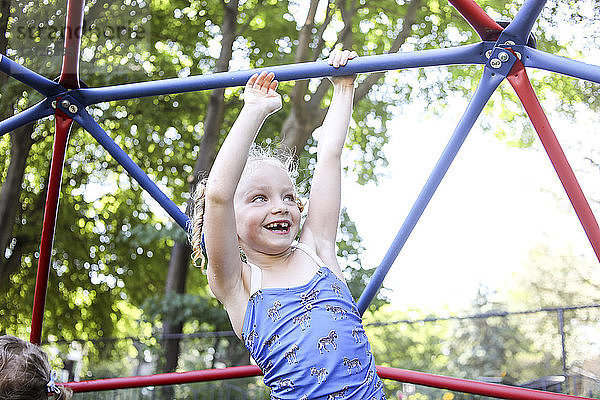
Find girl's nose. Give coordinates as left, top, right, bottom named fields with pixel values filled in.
left=271, top=202, right=288, bottom=214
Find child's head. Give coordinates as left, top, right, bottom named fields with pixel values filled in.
left=0, top=335, right=72, bottom=400
left=190, top=144, right=303, bottom=268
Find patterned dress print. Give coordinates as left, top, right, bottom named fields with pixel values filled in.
left=241, top=244, right=387, bottom=400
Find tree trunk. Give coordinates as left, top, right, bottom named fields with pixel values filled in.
left=0, top=0, right=9, bottom=57
left=0, top=124, right=35, bottom=287
left=0, top=0, right=37, bottom=288
left=159, top=0, right=239, bottom=380
left=282, top=0, right=422, bottom=151
left=281, top=0, right=321, bottom=151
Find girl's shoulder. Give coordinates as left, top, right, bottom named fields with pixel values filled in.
left=295, top=238, right=344, bottom=282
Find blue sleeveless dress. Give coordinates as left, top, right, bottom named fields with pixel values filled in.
left=241, top=242, right=386, bottom=400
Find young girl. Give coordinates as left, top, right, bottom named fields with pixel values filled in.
left=0, top=335, right=72, bottom=400
left=191, top=50, right=386, bottom=399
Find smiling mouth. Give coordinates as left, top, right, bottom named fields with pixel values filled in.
left=264, top=221, right=291, bottom=234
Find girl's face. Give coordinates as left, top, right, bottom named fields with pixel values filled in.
left=234, top=160, right=301, bottom=256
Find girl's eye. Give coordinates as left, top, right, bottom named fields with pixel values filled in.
left=284, top=194, right=295, bottom=202
left=252, top=195, right=267, bottom=202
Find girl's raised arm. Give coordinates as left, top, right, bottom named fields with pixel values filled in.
left=203, top=72, right=281, bottom=303
left=301, top=50, right=357, bottom=277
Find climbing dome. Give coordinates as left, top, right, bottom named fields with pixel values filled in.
left=0, top=0, right=598, bottom=398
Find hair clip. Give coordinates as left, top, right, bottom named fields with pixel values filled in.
left=200, top=233, right=206, bottom=255
left=47, top=369, right=61, bottom=394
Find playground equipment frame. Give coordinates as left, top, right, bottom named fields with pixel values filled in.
left=1, top=0, right=599, bottom=397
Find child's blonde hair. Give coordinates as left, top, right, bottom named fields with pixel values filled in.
left=190, top=144, right=302, bottom=270
left=0, top=335, right=73, bottom=400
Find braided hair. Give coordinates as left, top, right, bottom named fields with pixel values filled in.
left=0, top=335, right=73, bottom=400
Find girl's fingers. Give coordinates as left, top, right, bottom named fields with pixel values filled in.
left=254, top=71, right=269, bottom=88
left=246, top=71, right=277, bottom=93
left=253, top=71, right=274, bottom=91
left=262, top=72, right=275, bottom=91
left=328, top=50, right=337, bottom=66
left=339, top=50, right=347, bottom=66
left=246, top=71, right=278, bottom=97
left=339, top=50, right=354, bottom=66
left=334, top=51, right=343, bottom=67
left=327, top=49, right=358, bottom=68
left=328, top=49, right=340, bottom=67
left=247, top=73, right=259, bottom=87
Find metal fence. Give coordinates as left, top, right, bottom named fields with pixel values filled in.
left=45, top=304, right=600, bottom=399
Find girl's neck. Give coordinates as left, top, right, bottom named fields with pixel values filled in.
left=244, top=246, right=295, bottom=270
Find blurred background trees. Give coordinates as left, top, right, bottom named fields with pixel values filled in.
left=1, top=0, right=599, bottom=398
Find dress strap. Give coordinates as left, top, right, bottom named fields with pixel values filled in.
left=293, top=242, right=327, bottom=269
left=248, top=262, right=262, bottom=296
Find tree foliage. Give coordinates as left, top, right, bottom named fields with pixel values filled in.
left=1, top=0, right=599, bottom=386
left=443, top=287, right=541, bottom=382
left=503, top=244, right=600, bottom=374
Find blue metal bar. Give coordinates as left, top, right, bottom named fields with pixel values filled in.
left=498, top=0, right=547, bottom=45
left=74, top=110, right=190, bottom=231
left=357, top=65, right=509, bottom=315
left=74, top=43, right=489, bottom=105
left=522, top=47, right=600, bottom=85
left=0, top=54, right=64, bottom=97
left=0, top=100, right=54, bottom=136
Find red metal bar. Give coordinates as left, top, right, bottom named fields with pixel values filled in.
left=30, top=0, right=84, bottom=345
left=63, top=365, right=594, bottom=399
left=64, top=365, right=263, bottom=393
left=376, top=366, right=592, bottom=400
left=30, top=112, right=73, bottom=345
left=448, top=0, right=504, bottom=41
left=506, top=62, right=600, bottom=263
left=59, top=0, right=85, bottom=89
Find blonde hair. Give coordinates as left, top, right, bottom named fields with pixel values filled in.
left=0, top=335, right=73, bottom=400
left=190, top=144, right=303, bottom=270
